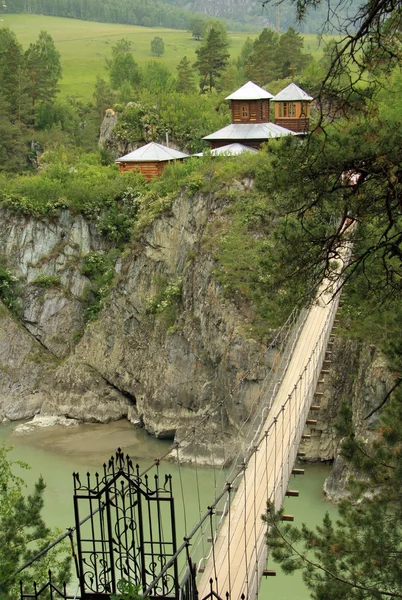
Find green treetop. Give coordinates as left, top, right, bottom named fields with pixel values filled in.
left=189, top=16, right=204, bottom=41
left=107, top=38, right=141, bottom=91
left=176, top=56, right=197, bottom=94
left=277, top=27, right=312, bottom=79
left=25, top=30, right=61, bottom=124
left=150, top=36, right=164, bottom=57
left=248, top=28, right=280, bottom=85
left=194, top=25, right=230, bottom=92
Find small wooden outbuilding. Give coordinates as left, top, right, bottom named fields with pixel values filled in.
left=272, top=83, right=313, bottom=133
left=116, top=142, right=189, bottom=181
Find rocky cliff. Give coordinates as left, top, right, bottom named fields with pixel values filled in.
left=299, top=335, right=395, bottom=500
left=0, top=188, right=272, bottom=462
left=0, top=190, right=394, bottom=476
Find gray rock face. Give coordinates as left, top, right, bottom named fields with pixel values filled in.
left=0, top=207, right=110, bottom=356
left=34, top=189, right=270, bottom=449
left=0, top=301, right=59, bottom=421
left=299, top=337, right=395, bottom=500
left=99, top=109, right=122, bottom=155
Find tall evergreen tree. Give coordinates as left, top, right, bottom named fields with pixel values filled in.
left=0, top=109, right=27, bottom=172
left=0, top=28, right=29, bottom=123
left=248, top=28, right=279, bottom=85
left=25, top=30, right=62, bottom=124
left=93, top=76, right=116, bottom=121
left=194, top=26, right=230, bottom=92
left=237, top=36, right=254, bottom=75
left=276, top=27, right=312, bottom=79
left=176, top=56, right=196, bottom=94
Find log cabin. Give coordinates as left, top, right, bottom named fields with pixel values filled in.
left=203, top=81, right=296, bottom=150
left=272, top=82, right=313, bottom=133
left=116, top=142, right=189, bottom=181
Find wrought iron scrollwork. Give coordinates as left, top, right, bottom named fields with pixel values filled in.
left=73, top=448, right=178, bottom=599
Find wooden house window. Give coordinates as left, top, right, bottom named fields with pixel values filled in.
left=241, top=104, right=249, bottom=118
left=279, top=102, right=297, bottom=117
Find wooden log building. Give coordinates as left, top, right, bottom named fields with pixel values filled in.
left=272, top=82, right=313, bottom=133
left=116, top=142, right=189, bottom=181
left=203, top=80, right=312, bottom=150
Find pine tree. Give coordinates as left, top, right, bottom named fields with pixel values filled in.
left=194, top=26, right=230, bottom=92
left=176, top=56, right=196, bottom=94
left=237, top=37, right=254, bottom=75
left=93, top=76, right=116, bottom=121
left=248, top=28, right=279, bottom=85
left=0, top=27, right=29, bottom=123
left=0, top=108, right=27, bottom=172
left=25, top=30, right=62, bottom=124
left=276, top=27, right=312, bottom=79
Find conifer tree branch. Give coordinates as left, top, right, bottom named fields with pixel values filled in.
left=267, top=516, right=402, bottom=598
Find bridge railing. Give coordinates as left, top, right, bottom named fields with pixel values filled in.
left=194, top=272, right=344, bottom=600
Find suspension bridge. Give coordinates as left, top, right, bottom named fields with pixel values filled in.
left=10, top=244, right=348, bottom=600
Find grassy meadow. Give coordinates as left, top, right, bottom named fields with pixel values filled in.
left=1, top=14, right=329, bottom=98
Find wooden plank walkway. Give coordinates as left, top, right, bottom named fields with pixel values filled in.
left=197, top=280, right=340, bottom=600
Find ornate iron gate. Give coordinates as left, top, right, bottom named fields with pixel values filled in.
left=73, top=449, right=178, bottom=599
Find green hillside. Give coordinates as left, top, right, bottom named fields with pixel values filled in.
left=2, top=14, right=328, bottom=98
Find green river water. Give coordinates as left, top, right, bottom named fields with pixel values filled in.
left=0, top=419, right=338, bottom=600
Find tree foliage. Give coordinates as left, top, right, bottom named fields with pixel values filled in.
left=194, top=24, right=230, bottom=92
left=258, top=0, right=402, bottom=597
left=150, top=36, right=164, bottom=57
left=107, top=38, right=141, bottom=91
left=176, top=56, right=197, bottom=94
left=0, top=444, right=71, bottom=598
left=2, top=0, right=193, bottom=31
left=246, top=26, right=312, bottom=85
left=0, top=27, right=61, bottom=128
left=25, top=31, right=61, bottom=112
left=266, top=382, right=402, bottom=599
left=189, top=16, right=204, bottom=40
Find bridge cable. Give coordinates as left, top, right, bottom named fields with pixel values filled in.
left=194, top=429, right=207, bottom=560
left=227, top=484, right=232, bottom=597
left=209, top=510, right=219, bottom=595
left=242, top=463, right=249, bottom=599
left=156, top=461, right=168, bottom=562
left=253, top=448, right=259, bottom=599
left=176, top=445, right=188, bottom=535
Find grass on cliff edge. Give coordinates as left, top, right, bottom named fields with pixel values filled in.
left=2, top=14, right=330, bottom=98
left=0, top=145, right=308, bottom=337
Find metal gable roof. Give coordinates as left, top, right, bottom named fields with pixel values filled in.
left=193, top=143, right=259, bottom=157
left=203, top=122, right=295, bottom=141
left=272, top=82, right=313, bottom=102
left=116, top=142, right=189, bottom=163
left=225, top=81, right=274, bottom=101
